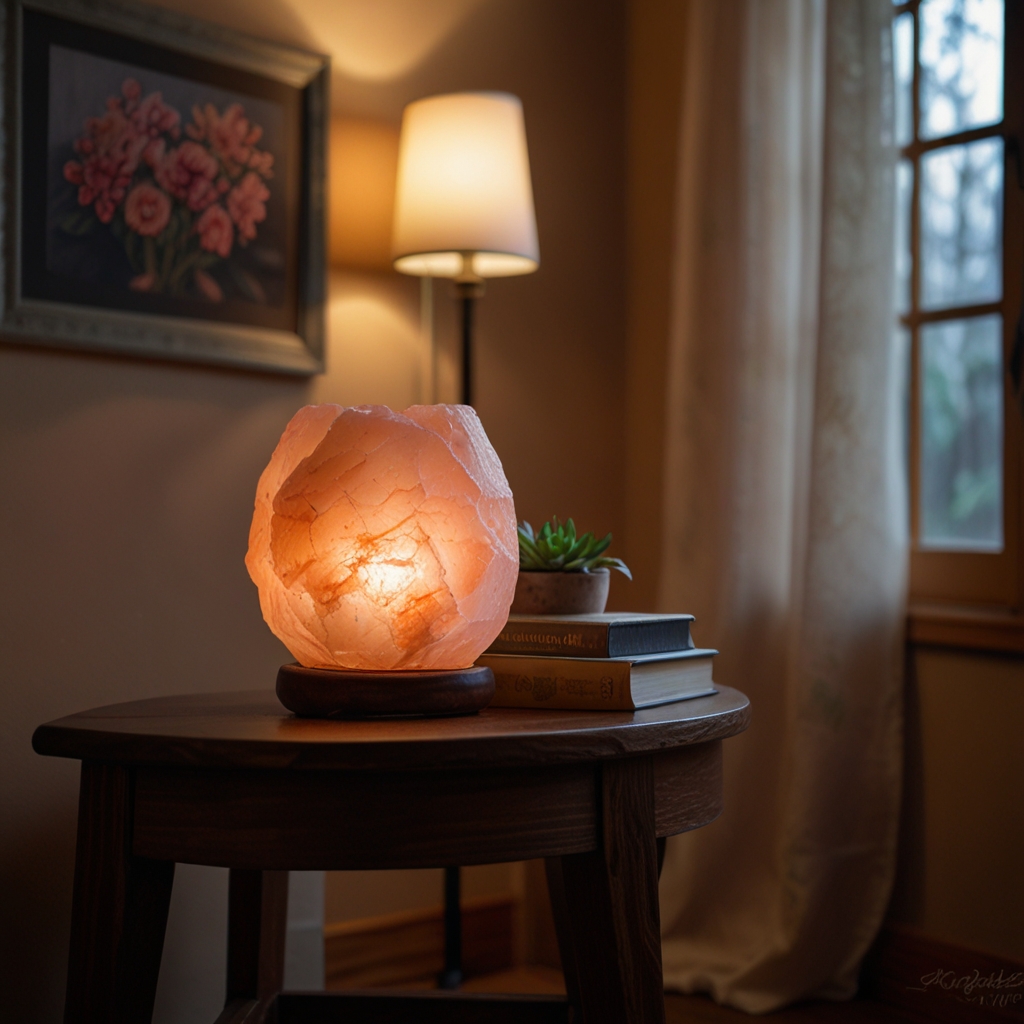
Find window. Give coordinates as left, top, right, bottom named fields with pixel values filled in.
left=895, top=0, right=1024, bottom=607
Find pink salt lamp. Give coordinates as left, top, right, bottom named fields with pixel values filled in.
left=246, top=403, right=518, bottom=717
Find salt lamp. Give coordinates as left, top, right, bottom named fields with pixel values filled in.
left=246, top=403, right=518, bottom=716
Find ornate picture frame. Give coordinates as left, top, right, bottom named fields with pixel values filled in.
left=1, top=0, right=328, bottom=374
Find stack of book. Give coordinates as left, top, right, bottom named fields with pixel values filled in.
left=477, top=612, right=717, bottom=711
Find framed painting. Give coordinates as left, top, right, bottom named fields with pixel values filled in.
left=0, top=0, right=328, bottom=374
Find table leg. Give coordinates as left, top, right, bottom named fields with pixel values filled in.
left=545, top=756, right=665, bottom=1024
left=438, top=864, right=463, bottom=989
left=544, top=857, right=584, bottom=1014
left=64, top=763, right=175, bottom=1024
left=226, top=869, right=289, bottom=1002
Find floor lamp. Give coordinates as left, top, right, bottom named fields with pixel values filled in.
left=392, top=91, right=539, bottom=406
left=391, top=91, right=540, bottom=984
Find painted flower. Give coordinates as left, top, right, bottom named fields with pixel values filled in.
left=226, top=172, right=269, bottom=245
left=154, top=141, right=220, bottom=211
left=247, top=149, right=274, bottom=178
left=122, top=78, right=142, bottom=104
left=124, top=184, right=171, bottom=237
left=131, top=91, right=181, bottom=139
left=196, top=203, right=233, bottom=257
left=63, top=106, right=147, bottom=222
left=187, top=102, right=271, bottom=178
left=94, top=196, right=118, bottom=223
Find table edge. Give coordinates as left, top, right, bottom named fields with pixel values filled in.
left=32, top=688, right=751, bottom=771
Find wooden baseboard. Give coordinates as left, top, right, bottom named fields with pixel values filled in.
left=908, top=604, right=1024, bottom=654
left=325, top=896, right=516, bottom=990
left=325, top=901, right=1024, bottom=1020
left=863, top=925, right=1024, bottom=1022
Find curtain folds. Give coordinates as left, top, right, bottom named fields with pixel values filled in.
left=656, top=0, right=907, bottom=1012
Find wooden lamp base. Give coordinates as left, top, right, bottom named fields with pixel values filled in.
left=276, top=663, right=495, bottom=719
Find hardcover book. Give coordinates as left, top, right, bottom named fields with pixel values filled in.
left=478, top=648, right=717, bottom=711
left=486, top=612, right=695, bottom=659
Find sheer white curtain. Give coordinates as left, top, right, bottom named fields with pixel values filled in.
left=656, top=0, right=907, bottom=1012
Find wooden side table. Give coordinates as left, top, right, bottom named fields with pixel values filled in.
left=33, top=687, right=749, bottom=1024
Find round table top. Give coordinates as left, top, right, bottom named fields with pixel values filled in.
left=32, top=687, right=750, bottom=772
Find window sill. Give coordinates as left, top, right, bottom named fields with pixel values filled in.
left=907, top=603, right=1024, bottom=655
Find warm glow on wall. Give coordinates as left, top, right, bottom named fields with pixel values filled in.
left=284, top=0, right=485, bottom=82
left=329, top=118, right=400, bottom=271
left=245, top=403, right=518, bottom=671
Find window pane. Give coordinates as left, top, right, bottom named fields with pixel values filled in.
left=919, top=0, right=1003, bottom=141
left=920, top=137, right=1002, bottom=310
left=894, top=12, right=915, bottom=147
left=920, top=315, right=1002, bottom=549
left=895, top=160, right=913, bottom=313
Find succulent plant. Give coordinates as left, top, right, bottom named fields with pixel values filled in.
left=518, top=517, right=632, bottom=578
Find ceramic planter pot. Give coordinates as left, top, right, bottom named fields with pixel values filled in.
left=510, top=569, right=611, bottom=615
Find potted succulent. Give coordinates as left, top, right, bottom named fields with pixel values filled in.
left=512, top=517, right=631, bottom=615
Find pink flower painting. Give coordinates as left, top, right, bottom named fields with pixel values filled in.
left=196, top=204, right=233, bottom=258
left=153, top=141, right=221, bottom=211
left=59, top=79, right=275, bottom=303
left=227, top=172, right=270, bottom=245
left=124, top=184, right=171, bottom=236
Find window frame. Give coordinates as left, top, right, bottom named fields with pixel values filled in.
left=897, top=0, right=1024, bottom=611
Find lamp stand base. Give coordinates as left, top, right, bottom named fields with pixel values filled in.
left=276, top=663, right=495, bottom=719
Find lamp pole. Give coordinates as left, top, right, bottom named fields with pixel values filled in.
left=456, top=275, right=484, bottom=407
left=439, top=270, right=486, bottom=990
left=439, top=866, right=463, bottom=989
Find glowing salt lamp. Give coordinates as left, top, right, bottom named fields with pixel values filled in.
left=246, top=403, right=518, bottom=717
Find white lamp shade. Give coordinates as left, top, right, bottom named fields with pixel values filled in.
left=391, top=92, right=539, bottom=278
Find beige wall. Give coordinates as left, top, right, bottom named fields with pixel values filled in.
left=888, top=646, right=1024, bottom=963
left=624, top=0, right=687, bottom=613
left=0, top=1, right=626, bottom=1020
